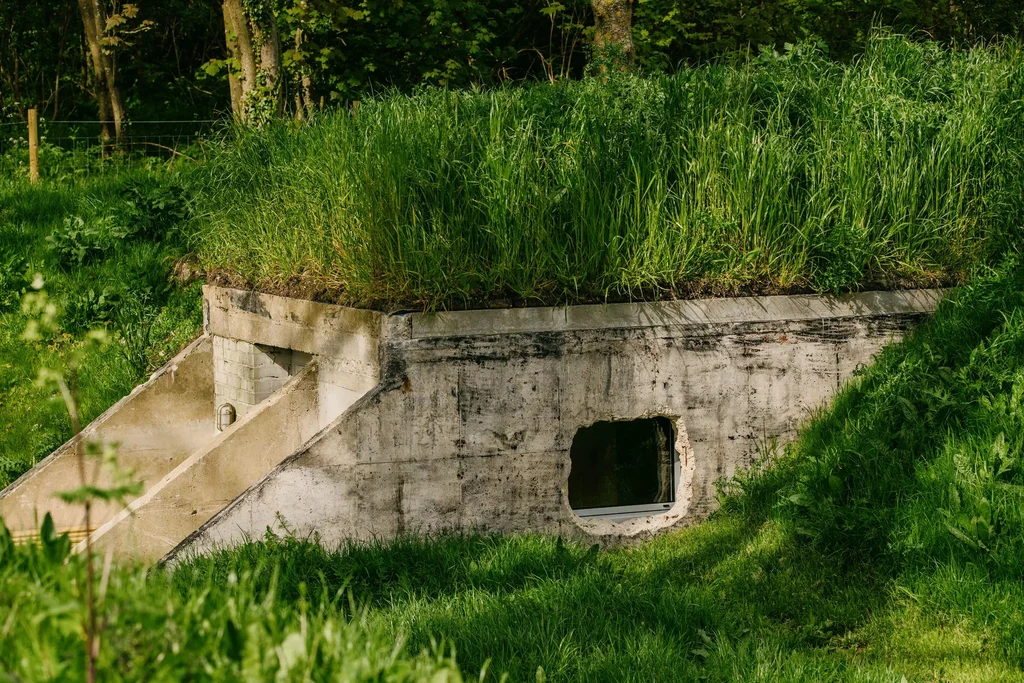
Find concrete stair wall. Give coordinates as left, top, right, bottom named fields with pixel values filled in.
left=0, top=336, right=216, bottom=541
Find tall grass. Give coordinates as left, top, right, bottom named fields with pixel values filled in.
left=0, top=527, right=466, bottom=681
left=192, top=32, right=1024, bottom=309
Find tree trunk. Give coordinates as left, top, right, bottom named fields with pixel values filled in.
left=77, top=0, right=126, bottom=142
left=221, top=1, right=243, bottom=116
left=221, top=0, right=283, bottom=124
left=76, top=0, right=114, bottom=142
left=253, top=18, right=284, bottom=118
left=293, top=22, right=314, bottom=121
left=591, top=0, right=634, bottom=72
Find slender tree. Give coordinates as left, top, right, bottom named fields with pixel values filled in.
left=590, top=0, right=634, bottom=72
left=221, top=0, right=284, bottom=124
left=221, top=1, right=244, bottom=116
left=77, top=0, right=121, bottom=141
left=292, top=0, right=314, bottom=120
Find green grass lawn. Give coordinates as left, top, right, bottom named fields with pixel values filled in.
left=191, top=33, right=1024, bottom=310
left=4, top=261, right=1024, bottom=681
left=0, top=168, right=202, bottom=488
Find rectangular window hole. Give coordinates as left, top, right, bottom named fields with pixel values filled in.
left=568, top=417, right=677, bottom=522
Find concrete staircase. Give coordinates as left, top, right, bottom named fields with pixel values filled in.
left=0, top=336, right=330, bottom=562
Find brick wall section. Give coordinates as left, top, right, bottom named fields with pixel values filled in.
left=213, top=336, right=311, bottom=421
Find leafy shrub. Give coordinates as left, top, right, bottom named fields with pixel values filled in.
left=119, top=178, right=187, bottom=241
left=44, top=176, right=189, bottom=270
left=45, top=215, right=127, bottom=267
left=60, top=285, right=119, bottom=332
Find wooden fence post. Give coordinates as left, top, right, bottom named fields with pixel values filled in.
left=28, top=108, right=39, bottom=184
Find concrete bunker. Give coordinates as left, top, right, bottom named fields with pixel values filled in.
left=172, top=285, right=943, bottom=559
left=2, top=285, right=945, bottom=562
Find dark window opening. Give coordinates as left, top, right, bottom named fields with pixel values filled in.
left=568, top=417, right=677, bottom=520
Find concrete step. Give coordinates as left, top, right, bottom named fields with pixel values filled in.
left=83, top=362, right=323, bottom=563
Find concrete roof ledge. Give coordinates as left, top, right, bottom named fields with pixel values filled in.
left=204, top=286, right=384, bottom=360
left=407, top=289, right=947, bottom=339
left=203, top=285, right=947, bottom=345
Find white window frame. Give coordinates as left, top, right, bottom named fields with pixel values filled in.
left=572, top=428, right=680, bottom=522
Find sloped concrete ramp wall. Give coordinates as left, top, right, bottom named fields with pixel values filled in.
left=0, top=336, right=216, bottom=542
left=170, top=289, right=942, bottom=559
left=85, top=363, right=321, bottom=562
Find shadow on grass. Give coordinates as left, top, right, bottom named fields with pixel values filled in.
left=176, top=516, right=909, bottom=681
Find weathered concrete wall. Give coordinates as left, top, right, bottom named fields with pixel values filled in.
left=170, top=289, right=943, bottom=559
left=0, top=336, right=216, bottom=541
left=86, top=363, right=321, bottom=562
left=204, top=286, right=381, bottom=427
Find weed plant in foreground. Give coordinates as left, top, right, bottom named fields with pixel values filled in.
left=192, top=32, right=1024, bottom=310
left=4, top=262, right=1024, bottom=680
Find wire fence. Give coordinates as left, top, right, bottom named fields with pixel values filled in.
left=0, top=118, right=227, bottom=180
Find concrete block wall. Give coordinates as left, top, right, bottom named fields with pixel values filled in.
left=212, top=336, right=310, bottom=420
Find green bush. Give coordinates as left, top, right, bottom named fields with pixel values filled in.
left=120, top=178, right=188, bottom=242
left=46, top=215, right=126, bottom=267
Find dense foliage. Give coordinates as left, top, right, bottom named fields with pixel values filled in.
left=4, top=263, right=1024, bottom=680
left=191, top=34, right=1024, bottom=309
left=634, top=0, right=1024, bottom=69
left=0, top=0, right=226, bottom=122
left=2, top=1, right=1021, bottom=123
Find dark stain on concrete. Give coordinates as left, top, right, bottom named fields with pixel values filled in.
left=230, top=290, right=273, bottom=319
left=532, top=331, right=567, bottom=360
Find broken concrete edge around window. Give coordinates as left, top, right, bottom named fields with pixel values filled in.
left=162, top=285, right=946, bottom=563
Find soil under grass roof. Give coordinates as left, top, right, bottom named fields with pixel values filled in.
left=187, top=32, right=1024, bottom=312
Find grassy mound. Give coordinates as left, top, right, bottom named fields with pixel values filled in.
left=0, top=170, right=202, bottom=488
left=4, top=261, right=1024, bottom=680
left=191, top=33, right=1024, bottom=309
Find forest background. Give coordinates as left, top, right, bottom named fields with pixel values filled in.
left=3, top=0, right=1023, bottom=128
